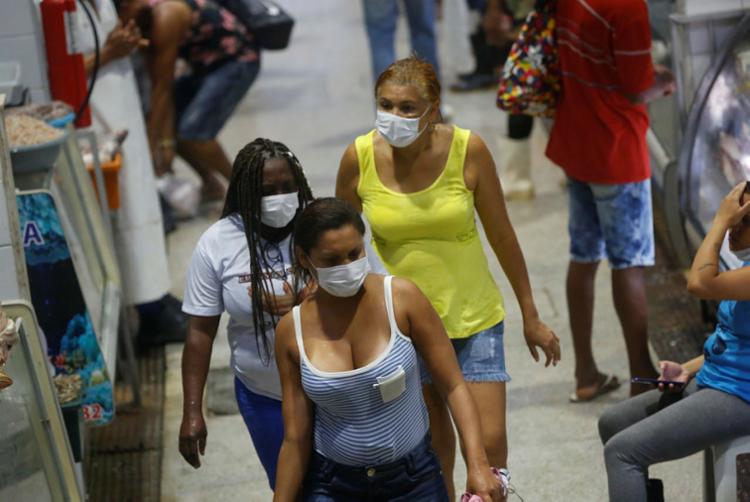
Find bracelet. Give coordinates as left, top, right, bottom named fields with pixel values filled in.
left=159, top=138, right=176, bottom=149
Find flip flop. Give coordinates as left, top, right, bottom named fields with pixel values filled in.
left=569, top=374, right=621, bottom=403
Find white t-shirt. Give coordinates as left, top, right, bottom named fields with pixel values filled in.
left=182, top=214, right=293, bottom=400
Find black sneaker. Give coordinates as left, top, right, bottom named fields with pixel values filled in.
left=160, top=194, right=178, bottom=235
left=450, top=73, right=497, bottom=92
left=137, top=294, right=189, bottom=346
left=457, top=70, right=478, bottom=81
left=647, top=479, right=664, bottom=502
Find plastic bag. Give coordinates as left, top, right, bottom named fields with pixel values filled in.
left=157, top=173, right=201, bottom=219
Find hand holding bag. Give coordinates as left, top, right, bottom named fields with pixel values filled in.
left=496, top=0, right=560, bottom=118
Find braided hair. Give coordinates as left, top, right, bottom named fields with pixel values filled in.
left=221, top=138, right=314, bottom=363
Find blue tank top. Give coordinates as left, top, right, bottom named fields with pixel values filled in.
left=292, top=276, right=429, bottom=466
left=696, top=263, right=750, bottom=404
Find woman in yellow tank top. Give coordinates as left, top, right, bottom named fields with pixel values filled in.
left=336, top=57, right=561, bottom=500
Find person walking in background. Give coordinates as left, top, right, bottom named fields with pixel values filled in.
left=362, top=0, right=440, bottom=81
left=483, top=0, right=536, bottom=200
left=546, top=0, right=676, bottom=401
left=598, top=182, right=750, bottom=502
left=84, top=0, right=187, bottom=344
left=336, top=56, right=560, bottom=498
left=449, top=0, right=506, bottom=93
left=179, top=139, right=314, bottom=488
left=273, top=198, right=502, bottom=502
left=114, top=0, right=261, bottom=201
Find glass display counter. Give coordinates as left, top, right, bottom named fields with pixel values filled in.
left=13, top=128, right=122, bottom=379
left=678, top=14, right=750, bottom=269
left=0, top=302, right=84, bottom=502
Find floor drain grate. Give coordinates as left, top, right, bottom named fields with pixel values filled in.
left=83, top=346, right=166, bottom=502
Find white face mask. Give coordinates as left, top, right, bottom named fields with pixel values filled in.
left=375, top=105, right=432, bottom=148
left=732, top=246, right=750, bottom=262
left=314, top=256, right=371, bottom=297
left=260, top=192, right=299, bottom=228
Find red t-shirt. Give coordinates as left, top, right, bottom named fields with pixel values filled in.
left=546, top=0, right=654, bottom=184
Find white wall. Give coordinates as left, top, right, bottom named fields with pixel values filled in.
left=0, top=0, right=50, bottom=103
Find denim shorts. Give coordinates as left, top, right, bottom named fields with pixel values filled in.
left=174, top=60, right=260, bottom=140
left=567, top=177, right=655, bottom=269
left=421, top=322, right=511, bottom=384
left=303, top=434, right=448, bottom=501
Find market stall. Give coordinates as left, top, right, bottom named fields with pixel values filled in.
left=0, top=96, right=84, bottom=501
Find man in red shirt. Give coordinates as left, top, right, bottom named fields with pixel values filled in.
left=547, top=0, right=675, bottom=400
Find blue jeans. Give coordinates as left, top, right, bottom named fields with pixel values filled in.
left=567, top=177, right=655, bottom=269
left=303, top=434, right=448, bottom=501
left=362, top=0, right=440, bottom=80
left=234, top=378, right=284, bottom=489
left=174, top=60, right=260, bottom=140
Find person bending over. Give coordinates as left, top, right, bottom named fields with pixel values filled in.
left=115, top=0, right=260, bottom=200
left=598, top=182, right=750, bottom=502
left=273, top=198, right=502, bottom=502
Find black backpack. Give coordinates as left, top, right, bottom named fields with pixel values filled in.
left=218, top=0, right=294, bottom=50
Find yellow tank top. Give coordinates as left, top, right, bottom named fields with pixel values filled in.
left=356, top=126, right=505, bottom=339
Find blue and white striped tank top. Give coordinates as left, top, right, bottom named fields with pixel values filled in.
left=292, top=276, right=429, bottom=466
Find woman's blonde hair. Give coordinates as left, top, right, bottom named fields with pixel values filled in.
left=375, top=56, right=441, bottom=103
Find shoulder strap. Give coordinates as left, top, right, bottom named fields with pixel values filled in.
left=354, top=130, right=378, bottom=197
left=291, top=306, right=306, bottom=362
left=440, top=125, right=471, bottom=187
left=383, top=276, right=399, bottom=334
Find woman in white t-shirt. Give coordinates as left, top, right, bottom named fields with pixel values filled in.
left=180, top=139, right=314, bottom=488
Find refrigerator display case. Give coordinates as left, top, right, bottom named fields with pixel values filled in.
left=645, top=1, right=750, bottom=269
left=647, top=0, right=691, bottom=266
left=678, top=14, right=750, bottom=269
left=0, top=95, right=82, bottom=501
left=0, top=301, right=84, bottom=502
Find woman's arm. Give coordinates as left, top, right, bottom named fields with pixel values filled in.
left=273, top=314, right=314, bottom=502
left=84, top=20, right=148, bottom=76
left=687, top=182, right=750, bottom=300
left=466, top=133, right=561, bottom=366
left=335, top=143, right=363, bottom=212
left=146, top=2, right=190, bottom=176
left=681, top=355, right=704, bottom=377
left=395, top=278, right=501, bottom=501
left=179, top=314, right=220, bottom=468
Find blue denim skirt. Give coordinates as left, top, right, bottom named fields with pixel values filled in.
left=422, top=321, right=511, bottom=384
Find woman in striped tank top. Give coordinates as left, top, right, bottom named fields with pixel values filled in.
left=273, top=198, right=502, bottom=502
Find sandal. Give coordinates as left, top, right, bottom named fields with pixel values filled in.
left=569, top=374, right=621, bottom=403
